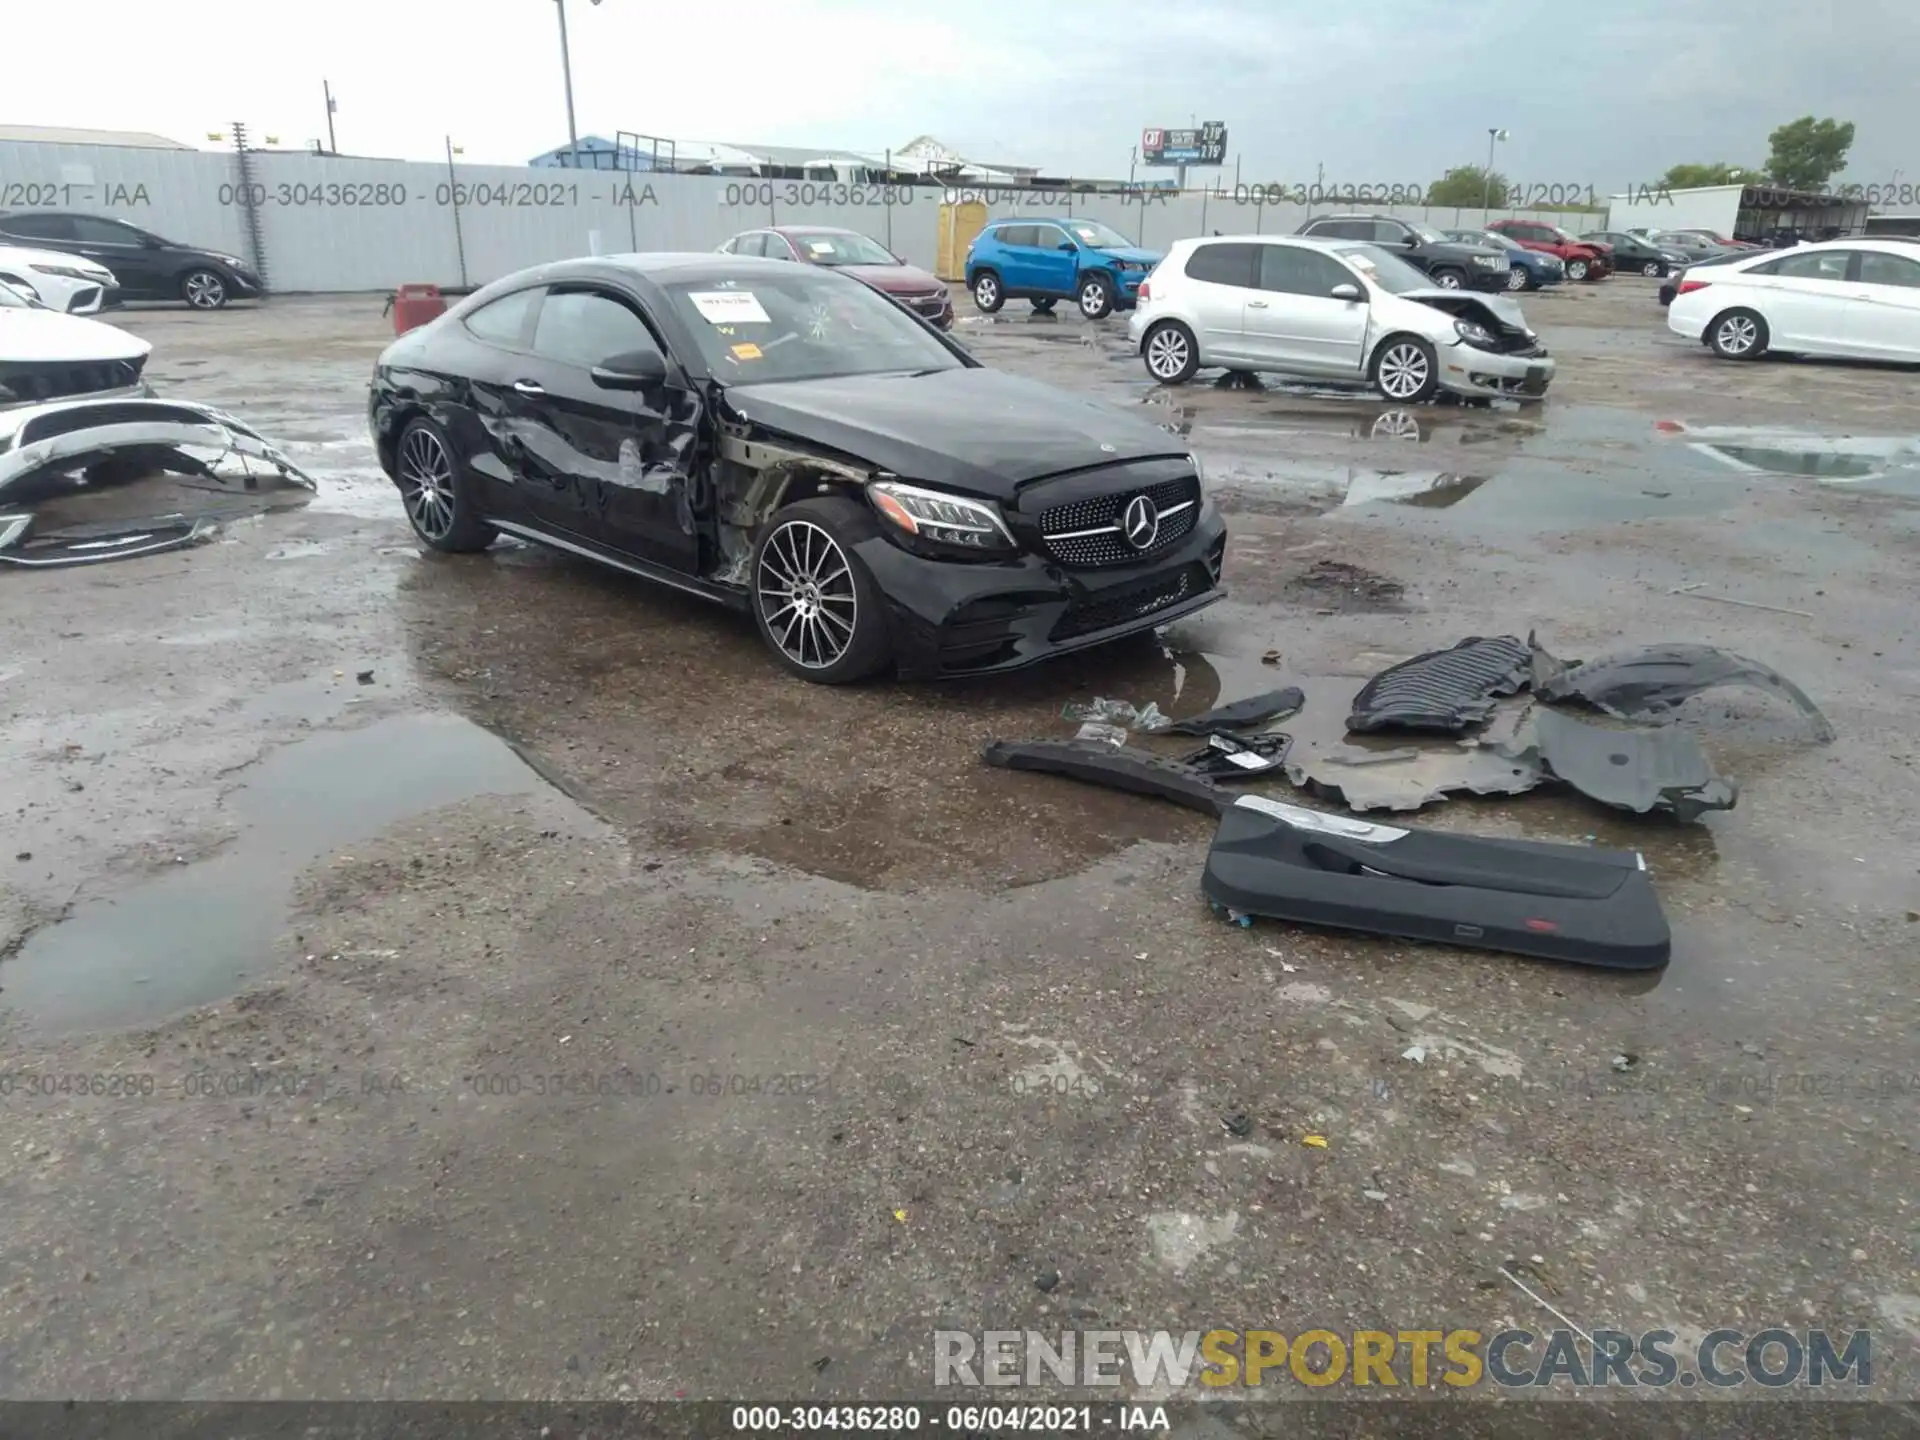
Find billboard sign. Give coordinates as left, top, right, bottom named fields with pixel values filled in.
left=1140, top=122, right=1227, bottom=166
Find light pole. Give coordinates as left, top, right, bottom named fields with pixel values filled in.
left=1483, top=128, right=1509, bottom=212
left=554, top=0, right=603, bottom=163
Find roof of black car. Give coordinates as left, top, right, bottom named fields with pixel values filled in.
left=549, top=252, right=815, bottom=282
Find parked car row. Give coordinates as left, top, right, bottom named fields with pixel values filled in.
left=0, top=210, right=262, bottom=310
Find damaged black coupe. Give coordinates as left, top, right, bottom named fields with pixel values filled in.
left=367, top=255, right=1227, bottom=682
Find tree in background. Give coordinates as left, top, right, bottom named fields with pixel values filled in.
left=1427, top=166, right=1508, bottom=208
left=1659, top=162, right=1757, bottom=189
left=1764, top=117, right=1855, bottom=189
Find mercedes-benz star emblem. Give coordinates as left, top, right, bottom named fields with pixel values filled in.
left=1099, top=443, right=1117, bottom=453
left=1121, top=494, right=1160, bottom=550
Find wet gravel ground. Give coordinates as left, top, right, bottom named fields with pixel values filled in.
left=2, top=279, right=1918, bottom=1419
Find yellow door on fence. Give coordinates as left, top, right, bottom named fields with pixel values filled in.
left=937, top=200, right=988, bottom=282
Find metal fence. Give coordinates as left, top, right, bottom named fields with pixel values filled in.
left=0, top=139, right=1580, bottom=294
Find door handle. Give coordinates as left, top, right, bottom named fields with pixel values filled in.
left=1248, top=299, right=1270, bottom=308
left=512, top=380, right=545, bottom=396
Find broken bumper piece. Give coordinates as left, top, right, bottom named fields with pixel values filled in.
left=0, top=512, right=219, bottom=568
left=0, top=397, right=318, bottom=502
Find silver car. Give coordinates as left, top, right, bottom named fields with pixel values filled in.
left=1127, top=234, right=1554, bottom=402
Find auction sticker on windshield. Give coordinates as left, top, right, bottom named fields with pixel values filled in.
left=688, top=291, right=770, bottom=325
left=807, top=240, right=835, bottom=254
left=730, top=343, right=763, bottom=360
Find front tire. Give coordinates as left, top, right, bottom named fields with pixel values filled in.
left=395, top=417, right=495, bottom=552
left=1371, top=336, right=1439, bottom=403
left=1505, top=266, right=1531, bottom=291
left=1077, top=272, right=1115, bottom=319
left=750, top=498, right=892, bottom=684
left=1707, top=308, right=1768, bottom=360
left=181, top=268, right=229, bottom=309
left=1565, top=258, right=1590, bottom=281
left=1142, top=321, right=1199, bottom=384
left=970, top=270, right=1004, bottom=313
left=1431, top=268, right=1466, bottom=290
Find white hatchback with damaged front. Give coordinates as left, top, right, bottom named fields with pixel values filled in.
left=1128, top=234, right=1554, bottom=402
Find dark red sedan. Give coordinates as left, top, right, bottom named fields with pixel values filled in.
left=719, top=226, right=953, bottom=329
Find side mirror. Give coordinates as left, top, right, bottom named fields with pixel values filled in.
left=591, top=348, right=668, bottom=389
left=1329, top=283, right=1362, bottom=301
left=1058, top=241, right=1076, bottom=252
left=143, top=234, right=165, bottom=249
left=1403, top=235, right=1419, bottom=246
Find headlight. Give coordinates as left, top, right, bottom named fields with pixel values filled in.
left=1470, top=254, right=1502, bottom=268
left=1454, top=319, right=1498, bottom=348
left=29, top=264, right=91, bottom=280
left=869, top=479, right=1015, bottom=551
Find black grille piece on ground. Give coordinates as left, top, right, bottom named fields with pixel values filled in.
left=1346, top=634, right=1533, bottom=735
left=1037, top=474, right=1199, bottom=568
left=1050, top=564, right=1199, bottom=641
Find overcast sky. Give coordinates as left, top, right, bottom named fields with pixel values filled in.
left=8, top=0, right=1913, bottom=186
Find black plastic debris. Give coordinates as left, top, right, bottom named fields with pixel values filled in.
left=1529, top=636, right=1835, bottom=743
left=1222, top=1113, right=1255, bottom=1137
left=1179, top=732, right=1293, bottom=780
left=1205, top=795, right=1671, bottom=971
left=981, top=740, right=1672, bottom=969
left=1347, top=637, right=1533, bottom=735
left=1034, top=1271, right=1060, bottom=1293
left=1163, top=686, right=1305, bottom=736
left=1507, top=707, right=1739, bottom=822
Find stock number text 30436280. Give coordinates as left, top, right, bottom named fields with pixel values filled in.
left=723, top=182, right=915, bottom=209
left=1232, top=182, right=1428, bottom=206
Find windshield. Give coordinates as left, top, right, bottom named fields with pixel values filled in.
left=664, top=271, right=963, bottom=384
left=1065, top=220, right=1133, bottom=249
left=789, top=231, right=898, bottom=266
left=1548, top=226, right=1583, bottom=244
left=1410, top=223, right=1449, bottom=245
left=1342, top=244, right=1433, bottom=294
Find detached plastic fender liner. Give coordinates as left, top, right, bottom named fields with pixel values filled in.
left=1204, top=796, right=1672, bottom=971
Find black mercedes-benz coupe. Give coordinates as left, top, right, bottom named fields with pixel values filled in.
left=367, top=253, right=1226, bottom=683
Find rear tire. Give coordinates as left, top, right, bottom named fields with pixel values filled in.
left=1707, top=308, right=1768, bottom=360
left=750, top=498, right=893, bottom=685
left=1030, top=298, right=1056, bottom=314
left=395, top=416, right=495, bottom=552
left=1142, top=321, right=1200, bottom=384
left=970, top=270, right=1004, bottom=313
left=1371, top=336, right=1439, bottom=403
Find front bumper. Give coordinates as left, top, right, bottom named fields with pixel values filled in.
left=221, top=269, right=265, bottom=299
left=97, top=283, right=125, bottom=310
left=1466, top=265, right=1512, bottom=292
left=856, top=500, right=1228, bottom=678
left=1437, top=342, right=1554, bottom=401
left=1108, top=269, right=1149, bottom=307
left=898, top=289, right=954, bottom=329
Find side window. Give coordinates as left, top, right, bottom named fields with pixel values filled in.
left=996, top=225, right=1037, bottom=248
left=1370, top=220, right=1409, bottom=244
left=1032, top=225, right=1069, bottom=250
left=71, top=217, right=142, bottom=245
left=531, top=288, right=662, bottom=369
left=1, top=212, right=77, bottom=242
left=1760, top=250, right=1854, bottom=282
left=1181, top=242, right=1259, bottom=288
left=765, top=234, right=799, bottom=260
left=1259, top=245, right=1356, bottom=297
left=461, top=288, right=540, bottom=347
left=719, top=236, right=741, bottom=254
left=1859, top=251, right=1920, bottom=288
left=735, top=233, right=766, bottom=257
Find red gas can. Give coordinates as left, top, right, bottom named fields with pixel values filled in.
left=391, top=283, right=447, bottom=335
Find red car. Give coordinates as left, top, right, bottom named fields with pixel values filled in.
left=1485, top=219, right=1613, bottom=281
left=719, top=225, right=953, bottom=329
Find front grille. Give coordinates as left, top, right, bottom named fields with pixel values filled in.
left=1051, top=565, right=1199, bottom=641
left=0, top=356, right=147, bottom=407
left=1037, top=473, right=1199, bottom=568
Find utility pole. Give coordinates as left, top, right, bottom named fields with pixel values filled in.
left=1129, top=146, right=1137, bottom=186
left=1483, top=128, right=1509, bottom=211
left=555, top=0, right=580, bottom=159
left=322, top=79, right=337, bottom=154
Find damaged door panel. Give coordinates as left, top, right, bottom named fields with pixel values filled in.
left=1529, top=636, right=1836, bottom=743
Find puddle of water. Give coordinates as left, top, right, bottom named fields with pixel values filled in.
left=1655, top=423, right=1920, bottom=494
left=2, top=713, right=551, bottom=1035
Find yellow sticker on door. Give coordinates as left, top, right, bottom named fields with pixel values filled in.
left=731, top=343, right=763, bottom=360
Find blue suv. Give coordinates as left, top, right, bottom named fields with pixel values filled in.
left=964, top=216, right=1162, bottom=320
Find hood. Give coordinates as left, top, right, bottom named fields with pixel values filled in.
left=834, top=262, right=946, bottom=294
left=722, top=367, right=1190, bottom=500
left=0, top=245, right=115, bottom=279
left=0, top=309, right=150, bottom=366
left=1090, top=245, right=1163, bottom=265
left=1398, top=288, right=1532, bottom=334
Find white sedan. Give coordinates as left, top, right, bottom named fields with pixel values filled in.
left=1128, top=234, right=1553, bottom=402
left=0, top=245, right=118, bottom=314
left=1667, top=238, right=1920, bottom=361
